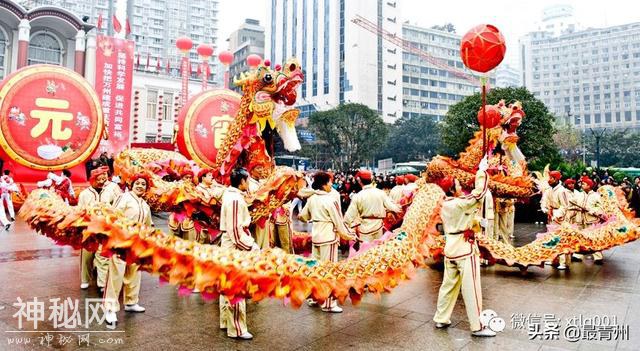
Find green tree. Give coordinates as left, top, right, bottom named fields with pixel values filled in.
left=378, top=115, right=440, bottom=162
left=553, top=124, right=583, bottom=162
left=308, top=103, right=388, bottom=169
left=440, top=86, right=561, bottom=171
left=584, top=130, right=640, bottom=168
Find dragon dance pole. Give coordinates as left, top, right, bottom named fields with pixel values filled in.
left=481, top=76, right=488, bottom=155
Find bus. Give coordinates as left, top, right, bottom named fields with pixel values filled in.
left=390, top=161, right=428, bottom=175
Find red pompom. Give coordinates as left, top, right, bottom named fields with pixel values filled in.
left=477, top=105, right=502, bottom=128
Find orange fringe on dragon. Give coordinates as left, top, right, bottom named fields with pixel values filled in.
left=19, top=73, right=640, bottom=306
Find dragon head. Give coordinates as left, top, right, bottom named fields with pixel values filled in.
left=234, top=58, right=304, bottom=152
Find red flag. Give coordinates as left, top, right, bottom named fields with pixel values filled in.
left=97, top=14, right=103, bottom=30
left=156, top=58, right=161, bottom=72
left=197, top=63, right=202, bottom=76
left=166, top=59, right=171, bottom=74
left=112, top=15, right=122, bottom=33
left=146, top=53, right=150, bottom=69
left=136, top=53, right=140, bottom=67
left=125, top=19, right=131, bottom=36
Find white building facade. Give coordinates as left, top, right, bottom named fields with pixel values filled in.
left=19, top=0, right=220, bottom=83
left=227, top=18, right=264, bottom=92
left=521, top=22, right=640, bottom=130
left=401, top=23, right=488, bottom=122
left=495, top=64, right=522, bottom=88
left=266, top=0, right=402, bottom=123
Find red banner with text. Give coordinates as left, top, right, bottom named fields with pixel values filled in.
left=95, top=35, right=134, bottom=156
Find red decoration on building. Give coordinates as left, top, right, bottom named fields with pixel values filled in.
left=460, top=24, right=506, bottom=73
left=95, top=35, right=134, bottom=155
left=196, top=44, right=214, bottom=58
left=0, top=65, right=104, bottom=171
left=176, top=36, right=193, bottom=53
left=218, top=51, right=233, bottom=66
left=156, top=94, right=164, bottom=142
left=176, top=90, right=241, bottom=168
left=246, top=54, right=262, bottom=68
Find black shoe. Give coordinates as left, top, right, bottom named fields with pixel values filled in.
left=571, top=255, right=582, bottom=262
left=435, top=322, right=451, bottom=329
left=9, top=217, right=14, bottom=222
left=594, top=260, right=604, bottom=265
left=98, top=287, right=104, bottom=296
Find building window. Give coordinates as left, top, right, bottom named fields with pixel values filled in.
left=163, top=92, right=174, bottom=120
left=0, top=28, right=6, bottom=80
left=147, top=90, right=158, bottom=120
left=28, top=32, right=63, bottom=66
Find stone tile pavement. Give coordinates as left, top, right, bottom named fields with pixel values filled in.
left=0, top=218, right=638, bottom=351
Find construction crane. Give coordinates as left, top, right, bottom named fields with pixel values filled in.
left=351, top=14, right=480, bottom=85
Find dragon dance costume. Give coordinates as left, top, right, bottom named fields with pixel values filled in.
left=219, top=185, right=258, bottom=338
left=434, top=168, right=492, bottom=335
left=345, top=171, right=401, bottom=242
left=77, top=166, right=122, bottom=289
left=103, top=175, right=152, bottom=318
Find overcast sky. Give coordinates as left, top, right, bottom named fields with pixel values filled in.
left=216, top=0, right=637, bottom=66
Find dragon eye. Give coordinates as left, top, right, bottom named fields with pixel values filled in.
left=289, top=63, right=297, bottom=71
left=263, top=73, right=273, bottom=84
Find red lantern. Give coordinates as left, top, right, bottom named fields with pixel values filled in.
left=176, top=36, right=193, bottom=54
left=477, top=105, right=502, bottom=129
left=197, top=44, right=214, bottom=59
left=460, top=24, right=506, bottom=73
left=246, top=54, right=262, bottom=68
left=218, top=50, right=233, bottom=66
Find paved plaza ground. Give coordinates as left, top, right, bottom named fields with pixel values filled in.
left=0, top=217, right=639, bottom=351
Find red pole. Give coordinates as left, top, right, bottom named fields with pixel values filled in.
left=481, top=77, right=487, bottom=156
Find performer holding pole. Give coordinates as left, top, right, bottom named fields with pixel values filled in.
left=433, top=156, right=496, bottom=337
left=219, top=168, right=258, bottom=340
left=299, top=171, right=357, bottom=313
left=570, top=177, right=605, bottom=264
left=77, top=166, right=122, bottom=291
left=344, top=170, right=401, bottom=242
left=104, top=174, right=152, bottom=324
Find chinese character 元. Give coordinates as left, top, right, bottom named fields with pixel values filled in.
left=30, top=98, right=74, bottom=140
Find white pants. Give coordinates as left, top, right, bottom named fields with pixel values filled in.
left=434, top=254, right=483, bottom=331
left=289, top=198, right=304, bottom=220
left=1, top=193, right=14, bottom=219
left=0, top=195, right=10, bottom=226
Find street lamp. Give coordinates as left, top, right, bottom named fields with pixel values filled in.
left=589, top=128, right=606, bottom=169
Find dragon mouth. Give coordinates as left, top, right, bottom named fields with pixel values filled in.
left=274, top=72, right=303, bottom=106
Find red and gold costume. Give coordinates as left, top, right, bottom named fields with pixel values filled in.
left=168, top=171, right=196, bottom=241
